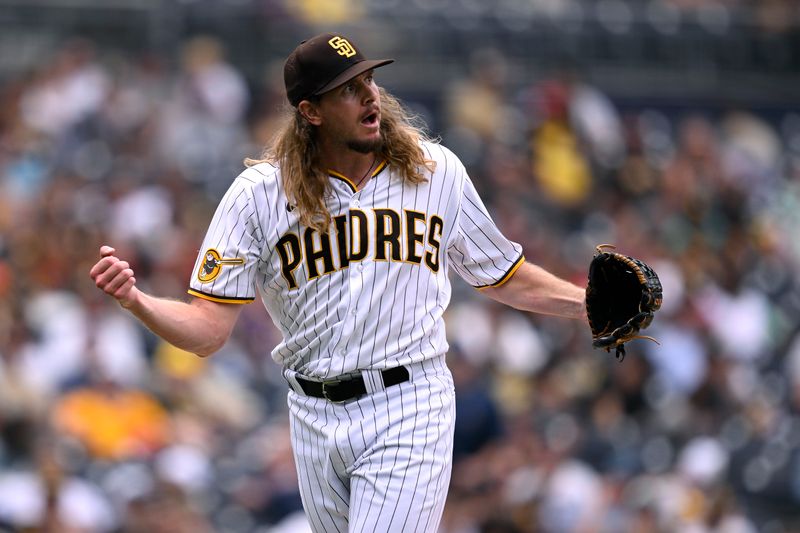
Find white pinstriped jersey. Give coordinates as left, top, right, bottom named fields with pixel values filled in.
left=188, top=141, right=523, bottom=379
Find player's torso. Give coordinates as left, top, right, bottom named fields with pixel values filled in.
left=253, top=150, right=460, bottom=377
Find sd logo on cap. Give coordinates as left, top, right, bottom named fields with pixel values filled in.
left=283, top=33, right=394, bottom=107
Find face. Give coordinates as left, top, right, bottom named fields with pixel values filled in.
left=302, top=70, right=383, bottom=154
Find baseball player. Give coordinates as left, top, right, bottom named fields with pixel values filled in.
left=90, top=33, right=587, bottom=532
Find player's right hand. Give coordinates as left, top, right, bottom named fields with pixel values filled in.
left=89, top=245, right=140, bottom=308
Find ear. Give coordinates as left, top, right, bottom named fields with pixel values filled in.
left=298, top=100, right=322, bottom=126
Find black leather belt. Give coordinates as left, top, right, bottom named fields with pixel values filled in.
left=295, top=366, right=410, bottom=403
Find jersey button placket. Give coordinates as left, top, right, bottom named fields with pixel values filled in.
left=338, top=243, right=364, bottom=349
left=339, top=194, right=363, bottom=358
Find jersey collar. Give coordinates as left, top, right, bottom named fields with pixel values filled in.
left=328, top=160, right=387, bottom=193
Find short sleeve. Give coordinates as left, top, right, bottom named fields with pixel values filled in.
left=188, top=178, right=262, bottom=303
left=447, top=167, right=524, bottom=289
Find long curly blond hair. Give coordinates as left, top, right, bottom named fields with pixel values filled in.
left=245, top=88, right=437, bottom=233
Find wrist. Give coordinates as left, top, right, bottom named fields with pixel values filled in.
left=119, top=287, right=141, bottom=310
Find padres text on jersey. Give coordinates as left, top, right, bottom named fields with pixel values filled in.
left=275, top=208, right=444, bottom=290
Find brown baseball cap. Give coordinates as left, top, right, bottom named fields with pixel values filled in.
left=284, top=33, right=394, bottom=107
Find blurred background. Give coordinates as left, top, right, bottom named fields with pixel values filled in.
left=1, top=0, right=800, bottom=532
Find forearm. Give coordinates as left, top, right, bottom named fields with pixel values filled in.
left=122, top=292, right=232, bottom=357
left=89, top=245, right=240, bottom=356
left=482, top=262, right=587, bottom=320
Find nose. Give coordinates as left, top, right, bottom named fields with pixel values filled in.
left=361, top=82, right=378, bottom=104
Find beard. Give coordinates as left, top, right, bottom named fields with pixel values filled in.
left=346, top=136, right=383, bottom=154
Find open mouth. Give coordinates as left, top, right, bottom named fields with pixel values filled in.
left=361, top=111, right=379, bottom=127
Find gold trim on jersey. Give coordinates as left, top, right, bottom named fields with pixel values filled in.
left=328, top=160, right=387, bottom=193
left=187, top=289, right=254, bottom=304
left=276, top=232, right=303, bottom=289
left=303, top=227, right=337, bottom=280
left=402, top=209, right=427, bottom=265
left=476, top=254, right=525, bottom=290
left=373, top=208, right=402, bottom=262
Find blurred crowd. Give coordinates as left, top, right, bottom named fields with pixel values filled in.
left=287, top=0, right=800, bottom=36
left=287, top=0, right=800, bottom=31
left=1, top=24, right=800, bottom=533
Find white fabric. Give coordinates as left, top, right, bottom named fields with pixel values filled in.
left=287, top=356, right=455, bottom=533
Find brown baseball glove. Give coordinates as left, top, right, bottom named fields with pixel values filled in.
left=585, top=244, right=662, bottom=361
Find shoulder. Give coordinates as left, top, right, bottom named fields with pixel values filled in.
left=226, top=163, right=282, bottom=195
left=419, top=141, right=464, bottom=167
left=418, top=140, right=467, bottom=182
left=239, top=162, right=281, bottom=185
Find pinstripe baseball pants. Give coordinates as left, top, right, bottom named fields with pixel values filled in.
left=286, top=356, right=456, bottom=533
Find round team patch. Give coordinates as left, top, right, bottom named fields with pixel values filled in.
left=197, top=249, right=244, bottom=283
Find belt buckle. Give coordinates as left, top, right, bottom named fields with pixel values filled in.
left=321, top=378, right=345, bottom=403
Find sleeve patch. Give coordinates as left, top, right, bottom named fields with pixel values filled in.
left=197, top=249, right=245, bottom=283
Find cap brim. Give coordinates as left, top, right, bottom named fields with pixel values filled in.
left=314, top=59, right=394, bottom=96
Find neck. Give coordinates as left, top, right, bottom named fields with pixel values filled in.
left=320, top=143, right=378, bottom=187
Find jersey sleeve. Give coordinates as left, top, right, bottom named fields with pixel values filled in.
left=446, top=163, right=524, bottom=289
left=188, top=177, right=262, bottom=304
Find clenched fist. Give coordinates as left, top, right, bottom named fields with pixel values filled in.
left=89, top=245, right=140, bottom=308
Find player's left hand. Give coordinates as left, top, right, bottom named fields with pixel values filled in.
left=585, top=244, right=662, bottom=361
